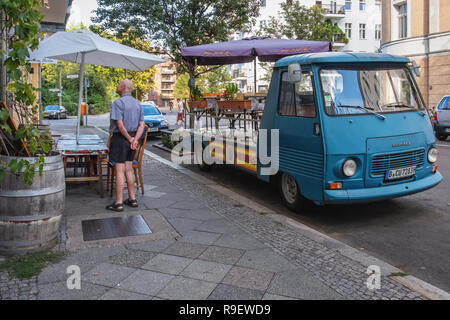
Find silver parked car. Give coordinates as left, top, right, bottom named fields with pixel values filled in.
left=433, top=95, right=450, bottom=141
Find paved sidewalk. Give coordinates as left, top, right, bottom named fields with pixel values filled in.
left=1, top=128, right=427, bottom=300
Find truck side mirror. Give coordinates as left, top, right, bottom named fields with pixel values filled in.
left=288, top=63, right=302, bottom=83
left=411, top=61, right=420, bottom=77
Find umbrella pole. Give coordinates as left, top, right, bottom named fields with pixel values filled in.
left=253, top=58, right=257, bottom=93
left=76, top=52, right=86, bottom=144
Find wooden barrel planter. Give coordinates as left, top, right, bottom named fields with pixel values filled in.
left=217, top=100, right=252, bottom=110
left=0, top=153, right=65, bottom=255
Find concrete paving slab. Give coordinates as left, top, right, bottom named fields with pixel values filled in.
left=198, top=246, right=244, bottom=265
left=83, top=263, right=136, bottom=287
left=119, top=270, right=174, bottom=296
left=100, top=288, right=153, bottom=300
left=159, top=207, right=221, bottom=221
left=178, top=230, right=222, bottom=245
left=156, top=276, right=217, bottom=300
left=38, top=281, right=109, bottom=300
left=194, top=218, right=242, bottom=234
left=236, top=248, right=298, bottom=273
left=126, top=238, right=176, bottom=253
left=141, top=254, right=193, bottom=275
left=207, top=284, right=264, bottom=300
left=38, top=246, right=127, bottom=285
left=163, top=241, right=209, bottom=259
left=213, top=233, right=267, bottom=251
left=267, top=269, right=344, bottom=300
left=181, top=260, right=232, bottom=283
left=108, top=249, right=157, bottom=268
left=167, top=217, right=205, bottom=233
left=142, top=198, right=178, bottom=210
left=262, top=293, right=297, bottom=300
left=221, top=266, right=274, bottom=291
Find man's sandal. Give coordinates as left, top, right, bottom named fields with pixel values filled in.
left=106, top=202, right=124, bottom=212
left=124, top=198, right=138, bottom=208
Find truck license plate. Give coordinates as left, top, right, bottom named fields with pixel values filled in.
left=385, top=166, right=416, bottom=180
left=149, top=127, right=159, bottom=132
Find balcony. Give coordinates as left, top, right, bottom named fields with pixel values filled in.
left=332, top=34, right=348, bottom=47
left=161, top=79, right=174, bottom=83
left=161, top=93, right=174, bottom=99
left=317, top=3, right=346, bottom=21
left=161, top=69, right=175, bottom=75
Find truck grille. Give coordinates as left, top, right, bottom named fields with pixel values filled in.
left=370, top=149, right=425, bottom=178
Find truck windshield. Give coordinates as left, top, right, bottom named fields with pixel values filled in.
left=320, top=67, right=424, bottom=116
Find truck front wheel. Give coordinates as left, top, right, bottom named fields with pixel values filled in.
left=279, top=172, right=306, bottom=212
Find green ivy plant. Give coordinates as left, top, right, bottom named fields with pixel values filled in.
left=0, top=1, right=53, bottom=185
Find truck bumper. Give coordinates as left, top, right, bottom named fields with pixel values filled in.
left=323, top=172, right=443, bottom=204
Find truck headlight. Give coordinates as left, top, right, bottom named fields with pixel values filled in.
left=342, top=159, right=357, bottom=177
left=428, top=147, right=438, bottom=163
left=161, top=120, right=169, bottom=126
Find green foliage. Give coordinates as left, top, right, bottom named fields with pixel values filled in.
left=93, top=0, right=261, bottom=81
left=190, top=86, right=203, bottom=101
left=261, top=1, right=347, bottom=45
left=1, top=0, right=43, bottom=107
left=41, top=25, right=156, bottom=115
left=223, top=83, right=239, bottom=100
left=0, top=250, right=66, bottom=279
left=173, top=66, right=232, bottom=100
left=0, top=0, right=54, bottom=185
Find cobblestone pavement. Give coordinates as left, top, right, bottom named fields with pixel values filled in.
left=0, top=144, right=426, bottom=300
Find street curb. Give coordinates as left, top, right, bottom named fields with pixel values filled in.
left=94, top=126, right=449, bottom=300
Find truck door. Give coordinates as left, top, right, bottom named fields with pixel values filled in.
left=272, top=69, right=325, bottom=202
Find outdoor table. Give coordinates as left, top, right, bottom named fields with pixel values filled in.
left=56, top=136, right=108, bottom=198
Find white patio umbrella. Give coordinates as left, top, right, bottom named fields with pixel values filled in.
left=29, top=29, right=165, bottom=143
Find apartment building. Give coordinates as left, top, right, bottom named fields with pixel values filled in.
left=231, top=0, right=382, bottom=92
left=149, top=61, right=178, bottom=107
left=380, top=0, right=450, bottom=109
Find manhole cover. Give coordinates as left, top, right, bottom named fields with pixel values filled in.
left=82, top=215, right=152, bottom=241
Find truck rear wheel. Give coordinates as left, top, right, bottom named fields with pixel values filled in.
left=279, top=172, right=306, bottom=212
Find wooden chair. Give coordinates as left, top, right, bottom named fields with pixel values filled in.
left=108, top=127, right=148, bottom=197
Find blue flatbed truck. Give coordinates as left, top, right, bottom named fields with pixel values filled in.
left=185, top=52, right=442, bottom=212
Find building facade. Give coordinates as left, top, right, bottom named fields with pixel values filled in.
left=231, top=0, right=382, bottom=93
left=149, top=61, right=177, bottom=107
left=381, top=0, right=450, bottom=110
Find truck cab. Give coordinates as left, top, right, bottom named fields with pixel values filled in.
left=259, top=52, right=442, bottom=210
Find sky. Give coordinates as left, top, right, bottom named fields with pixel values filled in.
left=67, top=0, right=99, bottom=28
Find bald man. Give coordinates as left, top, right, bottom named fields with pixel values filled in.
left=107, top=79, right=146, bottom=212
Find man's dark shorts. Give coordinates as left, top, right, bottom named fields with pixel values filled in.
left=109, top=132, right=136, bottom=163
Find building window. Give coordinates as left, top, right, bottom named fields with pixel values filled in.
left=375, top=0, right=381, bottom=11
left=359, top=23, right=366, bottom=39
left=345, top=23, right=352, bottom=39
left=359, top=0, right=365, bottom=11
left=345, top=0, right=351, bottom=11
left=375, top=24, right=381, bottom=40
left=259, top=20, right=266, bottom=28
left=261, top=0, right=266, bottom=7
left=398, top=3, right=407, bottom=38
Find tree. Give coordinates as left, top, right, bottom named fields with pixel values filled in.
left=259, top=1, right=347, bottom=82
left=88, top=25, right=156, bottom=101
left=173, top=66, right=232, bottom=99
left=93, top=0, right=261, bottom=83
left=262, top=1, right=347, bottom=44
